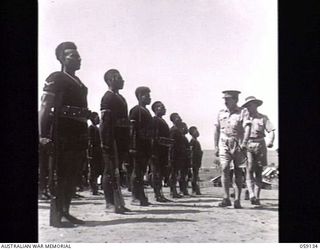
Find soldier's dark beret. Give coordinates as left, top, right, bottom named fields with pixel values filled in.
left=55, top=42, right=77, bottom=62
left=135, top=86, right=150, bottom=99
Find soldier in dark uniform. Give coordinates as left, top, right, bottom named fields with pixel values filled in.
left=177, top=122, right=191, bottom=196
left=168, top=113, right=183, bottom=198
left=150, top=101, right=172, bottom=202
left=189, top=126, right=203, bottom=195
left=129, top=86, right=153, bottom=206
left=100, top=69, right=131, bottom=214
left=88, top=112, right=103, bottom=195
left=39, top=41, right=96, bottom=227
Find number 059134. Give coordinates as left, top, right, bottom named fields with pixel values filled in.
left=300, top=244, right=318, bottom=248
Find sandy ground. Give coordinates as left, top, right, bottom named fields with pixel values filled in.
left=38, top=181, right=278, bottom=243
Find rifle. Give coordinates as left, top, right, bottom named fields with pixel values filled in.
left=112, top=140, right=125, bottom=209
left=108, top=109, right=126, bottom=211
left=48, top=102, right=61, bottom=226
left=189, top=144, right=194, bottom=181
left=129, top=119, right=138, bottom=199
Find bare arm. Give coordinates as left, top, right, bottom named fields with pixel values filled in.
left=266, top=130, right=275, bottom=148
left=241, top=124, right=251, bottom=148
left=39, top=93, right=55, bottom=142
left=213, top=125, right=220, bottom=156
left=100, top=109, right=114, bottom=154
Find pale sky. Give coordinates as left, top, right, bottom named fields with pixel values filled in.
left=38, top=0, right=278, bottom=149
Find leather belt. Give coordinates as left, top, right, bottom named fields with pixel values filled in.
left=220, top=134, right=241, bottom=141
left=248, top=137, right=265, bottom=142
left=156, top=137, right=175, bottom=147
left=59, top=105, right=91, bottom=123
left=115, top=118, right=130, bottom=128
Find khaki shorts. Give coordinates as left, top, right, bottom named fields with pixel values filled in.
left=247, top=139, right=267, bottom=170
left=219, top=137, right=247, bottom=170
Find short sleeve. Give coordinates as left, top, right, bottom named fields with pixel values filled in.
left=40, top=72, right=64, bottom=107
left=264, top=116, right=275, bottom=132
left=43, top=72, right=64, bottom=94
left=241, top=108, right=252, bottom=127
left=100, top=92, right=112, bottom=111
left=214, top=112, right=220, bottom=127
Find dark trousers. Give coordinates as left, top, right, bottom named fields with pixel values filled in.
left=130, top=152, right=149, bottom=201
left=178, top=158, right=189, bottom=194
left=126, top=159, right=133, bottom=191
left=169, top=158, right=183, bottom=195
left=102, top=151, right=122, bottom=205
left=54, top=149, right=86, bottom=216
left=150, top=156, right=166, bottom=198
left=39, top=147, right=49, bottom=194
left=89, top=155, right=103, bottom=194
left=192, top=165, right=201, bottom=192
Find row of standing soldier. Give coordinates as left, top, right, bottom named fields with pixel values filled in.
left=39, top=42, right=203, bottom=227
left=39, top=41, right=275, bottom=227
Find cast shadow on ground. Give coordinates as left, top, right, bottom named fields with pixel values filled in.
left=194, top=193, right=220, bottom=198
left=210, top=204, right=278, bottom=212
left=263, top=203, right=278, bottom=207
left=82, top=196, right=105, bottom=201
left=82, top=217, right=196, bottom=227
left=130, top=209, right=201, bottom=215
left=71, top=201, right=105, bottom=206
left=154, top=203, right=214, bottom=209
left=248, top=206, right=278, bottom=212
left=175, top=198, right=220, bottom=203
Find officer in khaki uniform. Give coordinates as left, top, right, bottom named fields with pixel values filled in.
left=214, top=90, right=251, bottom=208
left=242, top=96, right=275, bottom=205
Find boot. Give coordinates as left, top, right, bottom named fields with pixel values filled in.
left=180, top=181, right=189, bottom=196
left=170, top=187, right=182, bottom=198
left=139, top=183, right=150, bottom=206
left=103, top=181, right=114, bottom=205
left=195, top=184, right=201, bottom=195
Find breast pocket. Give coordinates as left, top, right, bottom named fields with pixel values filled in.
left=253, top=120, right=264, bottom=134
left=219, top=117, right=227, bottom=129
left=257, top=120, right=264, bottom=131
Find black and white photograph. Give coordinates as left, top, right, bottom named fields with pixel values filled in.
left=37, top=0, right=279, bottom=243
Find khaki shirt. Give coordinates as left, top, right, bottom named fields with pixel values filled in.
left=249, top=112, right=275, bottom=139
left=214, top=106, right=251, bottom=140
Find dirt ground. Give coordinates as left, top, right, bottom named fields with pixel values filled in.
left=38, top=181, right=278, bottom=243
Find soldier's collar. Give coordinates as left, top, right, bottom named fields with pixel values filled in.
left=63, top=72, right=83, bottom=88
left=225, top=106, right=241, bottom=113
left=107, top=89, right=119, bottom=94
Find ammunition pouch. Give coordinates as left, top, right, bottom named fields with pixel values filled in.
left=156, top=137, right=175, bottom=147
left=59, top=105, right=91, bottom=123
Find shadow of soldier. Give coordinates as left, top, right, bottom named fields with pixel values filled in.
left=81, top=217, right=196, bottom=227
left=130, top=209, right=201, bottom=215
